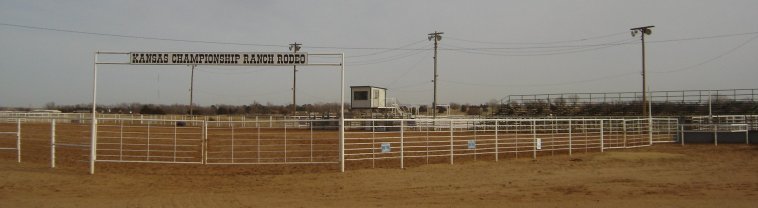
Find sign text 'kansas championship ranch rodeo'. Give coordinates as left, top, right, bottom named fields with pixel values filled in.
left=130, top=52, right=308, bottom=65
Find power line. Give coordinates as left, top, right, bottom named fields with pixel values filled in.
left=440, top=38, right=639, bottom=51
left=446, top=37, right=635, bottom=53
left=443, top=38, right=632, bottom=54
left=0, top=22, right=427, bottom=51
left=440, top=71, right=638, bottom=88
left=652, top=34, right=758, bottom=74
left=347, top=39, right=428, bottom=58
left=648, top=31, right=758, bottom=44
left=389, top=81, right=431, bottom=90
left=0, top=22, right=285, bottom=48
left=439, top=34, right=758, bottom=88
left=444, top=31, right=628, bottom=45
left=386, top=51, right=430, bottom=87
left=441, top=31, right=758, bottom=51
left=3, top=22, right=756, bottom=51
left=443, top=39, right=638, bottom=57
left=347, top=47, right=430, bottom=66
left=196, top=88, right=289, bottom=97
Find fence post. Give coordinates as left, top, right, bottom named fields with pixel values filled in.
left=449, top=121, right=454, bottom=165
left=600, top=120, right=605, bottom=152
left=310, top=120, right=314, bottom=162
left=400, top=120, right=404, bottom=169
left=120, top=120, right=124, bottom=161
left=231, top=122, right=236, bottom=163
left=473, top=121, right=477, bottom=161
left=649, top=117, right=653, bottom=146
left=339, top=116, right=345, bottom=173
left=372, top=120, right=375, bottom=168
left=147, top=122, right=151, bottom=161
left=495, top=120, right=499, bottom=162
left=668, top=119, right=672, bottom=141
left=515, top=122, right=519, bottom=159
left=89, top=115, right=97, bottom=174
left=173, top=121, right=178, bottom=162
left=568, top=120, right=572, bottom=156
left=202, top=120, right=207, bottom=165
left=746, top=125, right=750, bottom=145
left=51, top=119, right=56, bottom=168
left=257, top=121, right=261, bottom=163
left=17, top=119, right=21, bottom=163
left=532, top=120, right=537, bottom=160
left=714, top=124, right=718, bottom=146
left=623, top=120, right=627, bottom=148
left=284, top=122, right=287, bottom=163
left=681, top=125, right=685, bottom=146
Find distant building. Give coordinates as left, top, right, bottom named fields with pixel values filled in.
left=350, top=86, right=387, bottom=109
left=31, top=109, right=62, bottom=113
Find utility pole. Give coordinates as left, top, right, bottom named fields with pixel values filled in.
left=289, top=42, right=302, bottom=116
left=428, top=31, right=443, bottom=119
left=189, top=65, right=196, bottom=116
left=631, top=26, right=654, bottom=117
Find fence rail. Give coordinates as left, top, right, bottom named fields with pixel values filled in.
left=341, top=118, right=677, bottom=169
left=0, top=119, right=21, bottom=163
left=0, top=116, right=723, bottom=174
left=204, top=120, right=340, bottom=164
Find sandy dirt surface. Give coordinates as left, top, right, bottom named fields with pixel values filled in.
left=1, top=144, right=756, bottom=207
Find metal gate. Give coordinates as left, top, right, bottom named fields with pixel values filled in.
left=204, top=120, right=340, bottom=164
left=0, top=119, right=21, bottom=162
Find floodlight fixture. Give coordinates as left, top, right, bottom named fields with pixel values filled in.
left=289, top=42, right=302, bottom=53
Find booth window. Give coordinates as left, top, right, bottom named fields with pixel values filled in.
left=354, top=91, right=368, bottom=100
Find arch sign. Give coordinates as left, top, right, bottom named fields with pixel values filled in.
left=130, top=52, right=308, bottom=65
left=91, top=51, right=345, bottom=175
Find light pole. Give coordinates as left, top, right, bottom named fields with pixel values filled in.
left=189, top=65, right=196, bottom=115
left=428, top=31, right=443, bottom=119
left=289, top=42, right=302, bottom=116
left=631, top=26, right=654, bottom=117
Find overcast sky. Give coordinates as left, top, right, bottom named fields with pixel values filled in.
left=1, top=0, right=757, bottom=108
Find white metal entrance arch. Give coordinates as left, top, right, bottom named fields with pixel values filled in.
left=90, top=51, right=346, bottom=174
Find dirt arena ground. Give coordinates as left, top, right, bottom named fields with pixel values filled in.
left=1, top=143, right=756, bottom=207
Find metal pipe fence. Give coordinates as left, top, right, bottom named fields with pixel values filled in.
left=95, top=118, right=204, bottom=164
left=342, top=118, right=678, bottom=169
left=0, top=112, right=336, bottom=126
left=204, top=120, right=340, bottom=164
left=0, top=117, right=690, bottom=173
left=50, top=119, right=91, bottom=168
left=0, top=118, right=21, bottom=163
left=691, top=115, right=758, bottom=130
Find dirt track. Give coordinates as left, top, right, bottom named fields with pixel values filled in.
left=1, top=144, right=756, bottom=207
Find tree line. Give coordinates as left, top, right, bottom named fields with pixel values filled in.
left=7, top=101, right=343, bottom=116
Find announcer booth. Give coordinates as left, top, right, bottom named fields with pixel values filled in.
left=350, top=86, right=387, bottom=109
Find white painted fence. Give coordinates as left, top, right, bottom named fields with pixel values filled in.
left=2, top=117, right=684, bottom=173
left=0, top=119, right=21, bottom=163
left=342, top=118, right=678, bottom=169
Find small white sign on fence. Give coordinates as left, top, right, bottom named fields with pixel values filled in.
left=536, top=138, right=542, bottom=150
left=381, top=143, right=391, bottom=153
left=468, top=140, right=476, bottom=149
